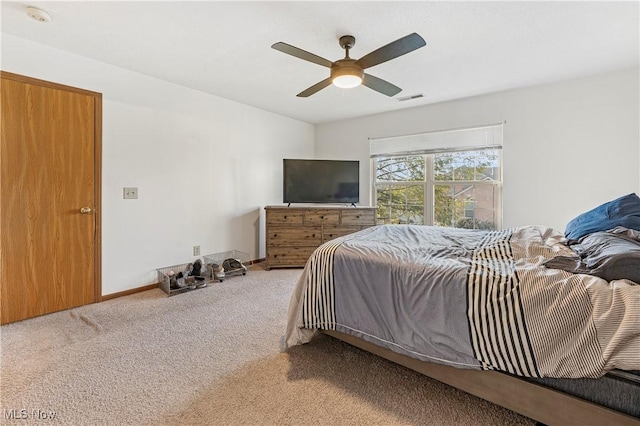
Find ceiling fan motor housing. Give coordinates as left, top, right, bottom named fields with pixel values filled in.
left=331, top=59, right=364, bottom=81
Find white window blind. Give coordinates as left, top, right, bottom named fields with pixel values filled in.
left=369, top=123, right=503, bottom=157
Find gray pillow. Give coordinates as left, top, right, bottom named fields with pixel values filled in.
left=544, top=227, right=640, bottom=283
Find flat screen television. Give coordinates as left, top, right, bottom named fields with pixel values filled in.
left=283, top=159, right=359, bottom=205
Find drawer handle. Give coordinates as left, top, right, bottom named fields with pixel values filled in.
left=284, top=216, right=287, bottom=219
left=312, top=234, right=316, bottom=237
left=356, top=215, right=360, bottom=219
left=274, top=234, right=278, bottom=237
left=320, top=215, right=324, bottom=219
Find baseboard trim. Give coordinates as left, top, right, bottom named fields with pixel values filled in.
left=101, top=283, right=159, bottom=301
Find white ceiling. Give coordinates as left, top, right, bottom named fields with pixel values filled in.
left=2, top=1, right=638, bottom=124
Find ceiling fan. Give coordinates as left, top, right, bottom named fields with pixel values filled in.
left=271, top=33, right=426, bottom=98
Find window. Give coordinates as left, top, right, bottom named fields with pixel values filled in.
left=370, top=124, right=502, bottom=229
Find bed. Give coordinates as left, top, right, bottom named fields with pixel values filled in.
left=285, top=220, right=640, bottom=425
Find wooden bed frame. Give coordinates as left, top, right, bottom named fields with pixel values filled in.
left=323, top=330, right=640, bottom=426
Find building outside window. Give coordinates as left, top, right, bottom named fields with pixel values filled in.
left=370, top=124, right=503, bottom=230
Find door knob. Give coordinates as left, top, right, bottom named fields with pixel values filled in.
left=80, top=207, right=93, bottom=214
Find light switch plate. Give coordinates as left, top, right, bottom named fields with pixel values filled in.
left=123, top=187, right=138, bottom=199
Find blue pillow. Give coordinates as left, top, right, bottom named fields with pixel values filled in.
left=564, top=193, right=640, bottom=241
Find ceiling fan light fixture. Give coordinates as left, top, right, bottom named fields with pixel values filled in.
left=333, top=74, right=362, bottom=89
left=331, top=61, right=364, bottom=89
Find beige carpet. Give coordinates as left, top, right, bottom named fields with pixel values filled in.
left=1, top=266, right=534, bottom=425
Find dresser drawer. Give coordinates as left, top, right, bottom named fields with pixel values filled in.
left=266, top=210, right=304, bottom=224
left=305, top=210, right=340, bottom=224
left=267, top=226, right=322, bottom=246
left=323, top=226, right=361, bottom=242
left=267, top=246, right=317, bottom=267
left=341, top=209, right=376, bottom=225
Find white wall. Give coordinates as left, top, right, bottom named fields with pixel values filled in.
left=315, top=68, right=640, bottom=232
left=2, top=34, right=314, bottom=296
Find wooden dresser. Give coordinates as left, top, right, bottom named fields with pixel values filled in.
left=265, top=205, right=377, bottom=269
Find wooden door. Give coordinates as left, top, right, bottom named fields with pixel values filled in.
left=0, top=72, right=102, bottom=324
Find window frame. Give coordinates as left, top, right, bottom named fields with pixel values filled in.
left=371, top=149, right=503, bottom=229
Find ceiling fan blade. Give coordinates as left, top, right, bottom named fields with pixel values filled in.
left=271, top=42, right=333, bottom=68
left=362, top=74, right=402, bottom=97
left=297, top=78, right=333, bottom=97
left=356, top=33, right=426, bottom=70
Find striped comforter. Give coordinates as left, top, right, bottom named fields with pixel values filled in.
left=285, top=225, right=640, bottom=378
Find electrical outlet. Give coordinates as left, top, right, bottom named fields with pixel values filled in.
left=123, top=187, right=138, bottom=199
left=193, top=246, right=200, bottom=256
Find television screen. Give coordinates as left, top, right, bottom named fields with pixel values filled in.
left=283, top=159, right=359, bottom=204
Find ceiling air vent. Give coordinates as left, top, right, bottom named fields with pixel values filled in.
left=397, top=93, right=424, bottom=102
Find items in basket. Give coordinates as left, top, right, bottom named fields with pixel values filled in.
left=207, top=259, right=247, bottom=282
left=203, top=251, right=250, bottom=282
left=169, top=260, right=209, bottom=289
left=222, top=258, right=248, bottom=274
left=210, top=263, right=225, bottom=281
